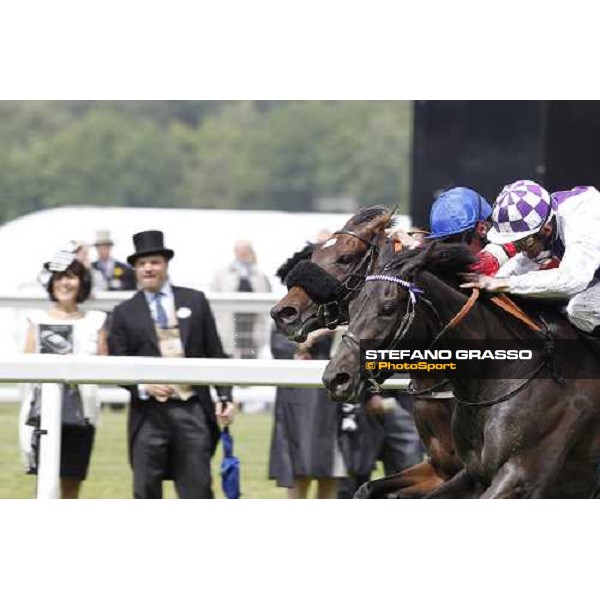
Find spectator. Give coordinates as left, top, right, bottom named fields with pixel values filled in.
left=19, top=246, right=107, bottom=499
left=210, top=239, right=271, bottom=358
left=74, top=240, right=107, bottom=294
left=108, top=230, right=234, bottom=499
left=269, top=326, right=346, bottom=499
left=269, top=230, right=346, bottom=499
left=90, top=231, right=136, bottom=413
left=92, top=230, right=137, bottom=291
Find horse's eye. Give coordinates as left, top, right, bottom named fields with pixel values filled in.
left=336, top=254, right=355, bottom=266
left=378, top=303, right=396, bottom=317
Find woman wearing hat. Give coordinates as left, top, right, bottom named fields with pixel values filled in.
left=19, top=244, right=108, bottom=498
left=463, top=180, right=600, bottom=333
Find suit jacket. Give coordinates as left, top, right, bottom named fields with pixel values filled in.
left=92, top=259, right=137, bottom=291
left=108, top=285, right=230, bottom=460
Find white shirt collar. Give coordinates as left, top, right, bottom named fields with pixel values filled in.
left=143, top=280, right=173, bottom=302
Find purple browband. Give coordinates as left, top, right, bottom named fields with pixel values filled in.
left=365, top=274, right=424, bottom=298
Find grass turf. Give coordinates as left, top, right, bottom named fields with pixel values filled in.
left=0, top=404, right=289, bottom=499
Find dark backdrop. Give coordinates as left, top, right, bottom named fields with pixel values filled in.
left=410, top=100, right=600, bottom=227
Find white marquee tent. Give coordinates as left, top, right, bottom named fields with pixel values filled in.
left=0, top=205, right=410, bottom=294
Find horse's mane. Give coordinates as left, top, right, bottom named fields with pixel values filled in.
left=384, top=242, right=477, bottom=279
left=346, top=205, right=398, bottom=229
left=275, top=242, right=316, bottom=283
left=276, top=206, right=396, bottom=283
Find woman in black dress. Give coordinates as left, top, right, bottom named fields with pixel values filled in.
left=268, top=327, right=347, bottom=498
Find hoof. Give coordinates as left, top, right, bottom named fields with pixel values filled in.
left=353, top=482, right=373, bottom=499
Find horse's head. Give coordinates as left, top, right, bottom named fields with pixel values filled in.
left=270, top=206, right=394, bottom=341
left=323, top=243, right=477, bottom=401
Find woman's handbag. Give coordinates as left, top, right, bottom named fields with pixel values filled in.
left=26, top=384, right=88, bottom=428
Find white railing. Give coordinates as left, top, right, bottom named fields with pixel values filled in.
left=2, top=355, right=408, bottom=499
left=0, top=354, right=409, bottom=387
left=0, top=291, right=291, bottom=404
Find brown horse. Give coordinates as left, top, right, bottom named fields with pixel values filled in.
left=271, top=206, right=392, bottom=342
left=323, top=243, right=600, bottom=498
left=271, top=212, right=462, bottom=498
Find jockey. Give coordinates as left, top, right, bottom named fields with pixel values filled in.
left=426, top=187, right=517, bottom=275
left=464, top=180, right=600, bottom=333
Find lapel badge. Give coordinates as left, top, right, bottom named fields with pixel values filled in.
left=176, top=307, right=192, bottom=319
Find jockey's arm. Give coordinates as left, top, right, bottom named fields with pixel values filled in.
left=506, top=240, right=600, bottom=299
left=473, top=243, right=516, bottom=276
left=506, top=200, right=600, bottom=299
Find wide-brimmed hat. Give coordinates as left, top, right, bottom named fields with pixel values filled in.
left=127, top=230, right=174, bottom=266
left=43, top=241, right=78, bottom=272
left=94, top=230, right=114, bottom=247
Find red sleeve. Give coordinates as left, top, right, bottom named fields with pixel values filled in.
left=472, top=252, right=500, bottom=275
left=472, top=243, right=518, bottom=275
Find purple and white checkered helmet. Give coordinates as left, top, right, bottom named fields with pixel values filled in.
left=487, top=180, right=553, bottom=244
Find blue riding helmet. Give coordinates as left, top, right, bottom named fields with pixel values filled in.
left=427, top=187, right=492, bottom=239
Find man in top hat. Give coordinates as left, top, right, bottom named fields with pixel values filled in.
left=108, top=230, right=234, bottom=499
left=92, top=230, right=136, bottom=291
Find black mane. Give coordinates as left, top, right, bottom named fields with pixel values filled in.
left=347, top=205, right=397, bottom=229
left=383, top=242, right=478, bottom=279
left=382, top=242, right=569, bottom=331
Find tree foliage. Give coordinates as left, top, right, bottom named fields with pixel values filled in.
left=0, top=100, right=412, bottom=223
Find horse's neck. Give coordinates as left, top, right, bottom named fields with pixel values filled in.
left=416, top=271, right=519, bottom=340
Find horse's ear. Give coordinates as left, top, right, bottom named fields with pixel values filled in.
left=363, top=209, right=394, bottom=237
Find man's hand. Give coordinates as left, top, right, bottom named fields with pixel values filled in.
left=216, top=401, right=235, bottom=428
left=144, top=384, right=176, bottom=402
left=460, top=273, right=510, bottom=293
left=294, top=347, right=312, bottom=360
left=365, top=394, right=386, bottom=415
left=385, top=226, right=425, bottom=250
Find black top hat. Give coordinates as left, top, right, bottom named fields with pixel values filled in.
left=127, top=230, right=174, bottom=266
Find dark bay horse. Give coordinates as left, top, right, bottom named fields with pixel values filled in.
left=271, top=206, right=392, bottom=342
left=323, top=243, right=600, bottom=498
left=271, top=212, right=462, bottom=497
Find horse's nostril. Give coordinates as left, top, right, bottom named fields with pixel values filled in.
left=274, top=306, right=299, bottom=324
left=332, top=372, right=351, bottom=389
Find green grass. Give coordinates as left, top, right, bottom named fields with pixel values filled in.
left=0, top=404, right=288, bottom=499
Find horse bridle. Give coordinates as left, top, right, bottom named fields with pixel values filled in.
left=341, top=273, right=437, bottom=355
left=313, top=228, right=381, bottom=329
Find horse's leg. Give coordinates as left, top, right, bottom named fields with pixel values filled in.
left=481, top=406, right=595, bottom=499
left=354, top=460, right=445, bottom=499
left=480, top=458, right=557, bottom=499
left=422, top=468, right=479, bottom=499
left=413, top=398, right=462, bottom=480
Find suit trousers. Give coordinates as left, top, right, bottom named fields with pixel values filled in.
left=131, top=397, right=213, bottom=499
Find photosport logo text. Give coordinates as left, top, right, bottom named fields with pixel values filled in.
left=358, top=341, right=550, bottom=379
